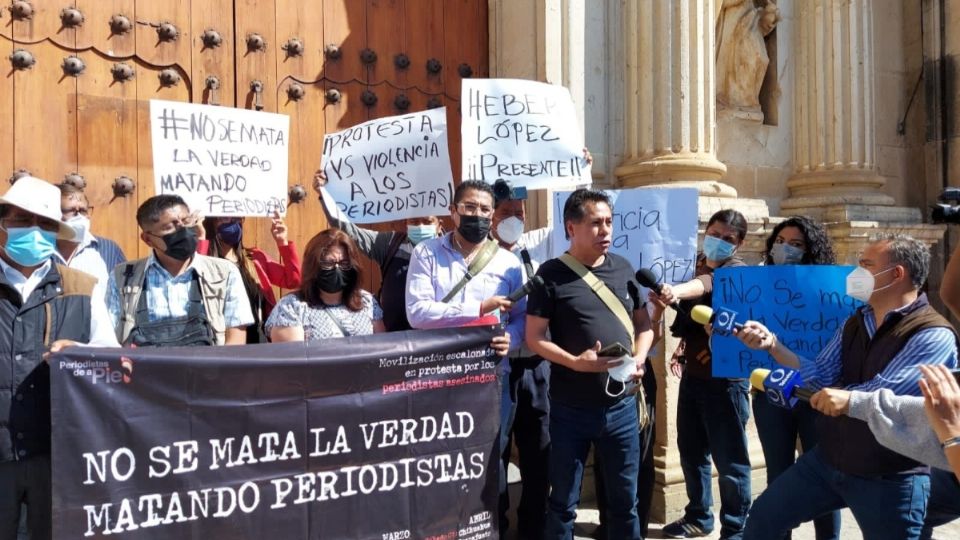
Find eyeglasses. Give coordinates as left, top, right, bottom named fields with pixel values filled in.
left=318, top=260, right=353, bottom=271
left=147, top=215, right=197, bottom=237
left=61, top=207, right=92, bottom=218
left=457, top=202, right=493, bottom=218
left=2, top=215, right=61, bottom=232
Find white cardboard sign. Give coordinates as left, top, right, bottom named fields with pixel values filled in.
left=320, top=108, right=454, bottom=223
left=150, top=99, right=291, bottom=217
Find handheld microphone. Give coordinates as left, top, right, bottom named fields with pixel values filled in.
left=690, top=305, right=742, bottom=336
left=635, top=269, right=686, bottom=314
left=507, top=276, right=544, bottom=303
left=750, top=367, right=815, bottom=409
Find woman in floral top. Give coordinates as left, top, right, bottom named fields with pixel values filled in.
left=266, top=229, right=384, bottom=341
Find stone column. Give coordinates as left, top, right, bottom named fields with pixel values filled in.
left=781, top=0, right=914, bottom=221
left=615, top=0, right=735, bottom=198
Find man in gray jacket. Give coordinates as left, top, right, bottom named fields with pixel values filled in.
left=816, top=363, right=960, bottom=539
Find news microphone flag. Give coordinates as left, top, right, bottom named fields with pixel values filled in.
left=690, top=305, right=741, bottom=337
left=750, top=367, right=814, bottom=409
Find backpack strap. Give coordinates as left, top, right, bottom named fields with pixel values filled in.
left=558, top=253, right=636, bottom=354
left=441, top=239, right=500, bottom=303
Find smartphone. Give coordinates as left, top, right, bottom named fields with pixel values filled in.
left=598, top=342, right=631, bottom=357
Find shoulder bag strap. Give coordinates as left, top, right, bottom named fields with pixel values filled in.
left=323, top=307, right=352, bottom=337
left=441, top=240, right=500, bottom=303
left=558, top=253, right=636, bottom=354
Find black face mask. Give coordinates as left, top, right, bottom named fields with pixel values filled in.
left=159, top=227, right=198, bottom=261
left=457, top=215, right=491, bottom=244
left=316, top=267, right=357, bottom=294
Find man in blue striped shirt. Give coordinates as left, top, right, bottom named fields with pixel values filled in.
left=734, top=234, right=958, bottom=540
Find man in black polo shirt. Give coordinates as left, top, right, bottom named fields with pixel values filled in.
left=526, top=188, right=654, bottom=539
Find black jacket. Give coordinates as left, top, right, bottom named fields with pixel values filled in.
left=0, top=263, right=94, bottom=462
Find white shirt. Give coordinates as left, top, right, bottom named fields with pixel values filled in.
left=405, top=233, right=525, bottom=352
left=54, top=230, right=110, bottom=301
left=0, top=256, right=119, bottom=347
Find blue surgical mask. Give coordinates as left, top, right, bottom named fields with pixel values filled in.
left=407, top=224, right=437, bottom=245
left=703, top=235, right=737, bottom=262
left=3, top=226, right=57, bottom=267
left=770, top=243, right=804, bottom=265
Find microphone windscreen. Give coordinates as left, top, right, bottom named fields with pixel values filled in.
left=690, top=305, right=714, bottom=326
left=635, top=268, right=660, bottom=290
left=749, top=368, right=771, bottom=392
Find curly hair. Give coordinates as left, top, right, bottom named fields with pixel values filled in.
left=764, top=215, right=836, bottom=265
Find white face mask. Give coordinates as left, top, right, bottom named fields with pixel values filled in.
left=495, top=216, right=524, bottom=245
left=605, top=356, right=636, bottom=397
left=66, top=215, right=90, bottom=242
left=770, top=243, right=804, bottom=265
left=845, top=265, right=896, bottom=302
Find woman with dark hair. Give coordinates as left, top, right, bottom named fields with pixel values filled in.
left=652, top=209, right=753, bottom=540
left=198, top=212, right=301, bottom=342
left=266, top=229, right=384, bottom=342
left=754, top=216, right=840, bottom=540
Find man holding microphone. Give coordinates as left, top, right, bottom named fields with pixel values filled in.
left=735, top=234, right=957, bottom=539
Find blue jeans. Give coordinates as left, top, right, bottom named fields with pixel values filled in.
left=744, top=448, right=930, bottom=540
left=752, top=396, right=840, bottom=540
left=920, top=467, right=960, bottom=539
left=677, top=376, right=752, bottom=539
left=544, top=396, right=640, bottom=540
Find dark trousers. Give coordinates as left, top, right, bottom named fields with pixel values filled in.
left=499, top=366, right=519, bottom=534
left=505, top=358, right=551, bottom=539
left=595, top=363, right=657, bottom=538
left=0, top=455, right=51, bottom=540
left=677, top=376, right=752, bottom=539
left=544, top=396, right=641, bottom=539
left=744, top=448, right=929, bottom=540
left=920, top=467, right=960, bottom=539
left=752, top=397, right=841, bottom=540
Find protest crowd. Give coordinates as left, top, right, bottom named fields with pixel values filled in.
left=6, top=110, right=960, bottom=540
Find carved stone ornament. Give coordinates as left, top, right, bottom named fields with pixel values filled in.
left=715, top=0, right=780, bottom=116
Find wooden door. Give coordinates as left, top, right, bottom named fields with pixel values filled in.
left=0, top=0, right=488, bottom=286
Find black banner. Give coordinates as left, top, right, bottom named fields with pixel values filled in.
left=50, top=326, right=502, bottom=539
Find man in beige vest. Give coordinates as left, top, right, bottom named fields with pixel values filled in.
left=105, top=194, right=253, bottom=346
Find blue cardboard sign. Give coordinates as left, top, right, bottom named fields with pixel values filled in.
left=710, top=265, right=863, bottom=378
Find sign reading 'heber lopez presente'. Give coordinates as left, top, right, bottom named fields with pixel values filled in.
left=150, top=99, right=291, bottom=217
left=51, top=327, right=501, bottom=539
left=460, top=78, right=591, bottom=189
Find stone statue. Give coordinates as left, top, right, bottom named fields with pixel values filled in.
left=715, top=0, right=781, bottom=117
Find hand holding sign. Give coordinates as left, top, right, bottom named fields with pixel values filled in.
left=270, top=211, right=288, bottom=246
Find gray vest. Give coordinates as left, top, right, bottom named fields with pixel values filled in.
left=111, top=255, right=233, bottom=345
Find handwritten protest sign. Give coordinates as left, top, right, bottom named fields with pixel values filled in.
left=150, top=99, right=290, bottom=217
left=551, top=187, right=699, bottom=284
left=461, top=79, right=591, bottom=189
left=319, top=108, right=454, bottom=224
left=710, top=266, right=863, bottom=378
